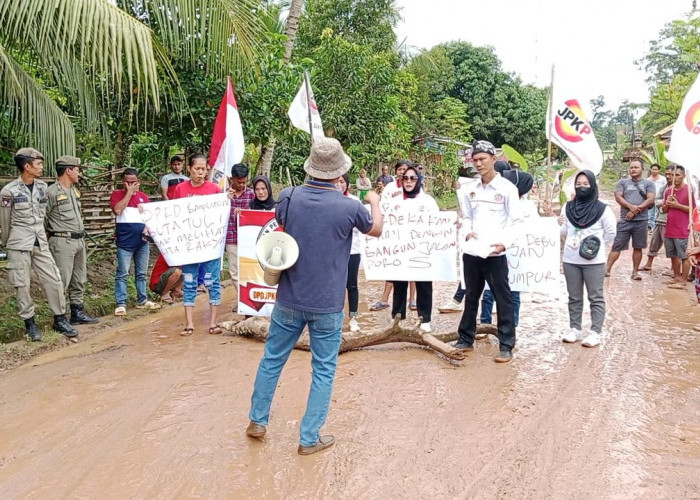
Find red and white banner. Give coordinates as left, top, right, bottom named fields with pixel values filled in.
left=666, top=72, right=700, bottom=180
left=237, top=209, right=280, bottom=316
left=209, top=77, right=245, bottom=190
left=546, top=77, right=603, bottom=175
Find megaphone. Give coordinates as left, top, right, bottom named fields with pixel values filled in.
left=255, top=232, right=300, bottom=286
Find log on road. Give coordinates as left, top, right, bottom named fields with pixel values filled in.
left=220, top=316, right=499, bottom=363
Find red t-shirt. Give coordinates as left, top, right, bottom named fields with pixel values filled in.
left=664, top=185, right=693, bottom=239
left=171, top=181, right=221, bottom=199
left=149, top=254, right=170, bottom=291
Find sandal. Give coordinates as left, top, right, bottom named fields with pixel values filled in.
left=409, top=301, right=417, bottom=311
left=605, top=270, right=611, bottom=277
left=161, top=293, right=173, bottom=304
left=668, top=283, right=686, bottom=289
left=631, top=273, right=642, bottom=281
left=640, top=266, right=652, bottom=272
left=369, top=301, right=389, bottom=311
left=180, top=327, right=194, bottom=337
left=208, top=325, right=223, bottom=335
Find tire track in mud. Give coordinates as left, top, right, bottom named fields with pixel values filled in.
left=455, top=275, right=677, bottom=499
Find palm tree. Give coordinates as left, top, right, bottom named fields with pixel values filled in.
left=256, top=0, right=305, bottom=176
left=0, top=0, right=266, bottom=164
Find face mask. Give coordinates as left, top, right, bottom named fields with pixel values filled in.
left=575, top=186, right=593, bottom=200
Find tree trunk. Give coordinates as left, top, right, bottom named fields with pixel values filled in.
left=256, top=136, right=276, bottom=178
left=257, top=0, right=305, bottom=177
left=283, top=0, right=305, bottom=62
left=220, top=315, right=500, bottom=363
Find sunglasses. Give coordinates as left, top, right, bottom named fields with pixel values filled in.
left=401, top=175, right=419, bottom=181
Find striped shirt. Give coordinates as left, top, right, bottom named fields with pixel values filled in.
left=226, top=187, right=255, bottom=244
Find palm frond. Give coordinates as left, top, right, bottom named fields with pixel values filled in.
left=0, top=44, right=75, bottom=166
left=0, top=0, right=163, bottom=110
left=126, top=0, right=268, bottom=77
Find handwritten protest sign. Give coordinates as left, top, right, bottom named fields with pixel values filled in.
left=237, top=209, right=280, bottom=317
left=361, top=210, right=459, bottom=282
left=140, top=193, right=230, bottom=266
left=503, top=216, right=560, bottom=293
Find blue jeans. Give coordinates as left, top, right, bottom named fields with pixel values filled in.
left=480, top=290, right=521, bottom=327
left=249, top=303, right=344, bottom=447
left=198, top=264, right=206, bottom=286
left=182, top=258, right=221, bottom=307
left=115, top=244, right=149, bottom=307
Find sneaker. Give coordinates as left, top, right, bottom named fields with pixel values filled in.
left=136, top=300, right=161, bottom=310
left=562, top=328, right=582, bottom=343
left=494, top=350, right=513, bottom=363
left=581, top=332, right=601, bottom=348
left=438, top=298, right=462, bottom=313
left=419, top=322, right=431, bottom=333
left=349, top=317, right=360, bottom=332
left=453, top=341, right=474, bottom=351
left=246, top=421, right=267, bottom=439
left=114, top=306, right=126, bottom=316
left=298, top=435, right=335, bottom=455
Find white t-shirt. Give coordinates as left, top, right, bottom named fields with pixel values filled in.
left=560, top=204, right=617, bottom=265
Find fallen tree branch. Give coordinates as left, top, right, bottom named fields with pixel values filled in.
left=220, top=316, right=500, bottom=362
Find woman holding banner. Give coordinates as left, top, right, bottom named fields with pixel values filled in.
left=171, top=154, right=228, bottom=336
left=559, top=170, right=616, bottom=348
left=389, top=164, right=439, bottom=332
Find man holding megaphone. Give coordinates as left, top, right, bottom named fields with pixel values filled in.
left=246, top=137, right=383, bottom=456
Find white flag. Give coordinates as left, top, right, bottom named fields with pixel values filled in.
left=665, top=71, right=700, bottom=179
left=288, top=74, right=324, bottom=138
left=546, top=78, right=603, bottom=175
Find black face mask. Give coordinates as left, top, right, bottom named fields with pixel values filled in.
left=575, top=186, right=593, bottom=200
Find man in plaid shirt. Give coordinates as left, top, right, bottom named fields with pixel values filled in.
left=226, top=163, right=255, bottom=297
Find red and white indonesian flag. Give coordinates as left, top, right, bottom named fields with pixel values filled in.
left=288, top=75, right=324, bottom=138
left=666, top=72, right=700, bottom=180
left=209, top=77, right=245, bottom=189
left=546, top=81, right=603, bottom=175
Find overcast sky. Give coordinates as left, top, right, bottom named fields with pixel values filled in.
left=395, top=0, right=694, bottom=115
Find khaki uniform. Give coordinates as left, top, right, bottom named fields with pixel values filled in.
left=45, top=182, right=87, bottom=305
left=0, top=177, right=66, bottom=319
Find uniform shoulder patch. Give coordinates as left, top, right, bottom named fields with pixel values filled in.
left=1, top=196, right=10, bottom=207
left=74, top=188, right=81, bottom=198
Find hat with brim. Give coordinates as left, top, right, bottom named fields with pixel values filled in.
left=303, top=137, right=352, bottom=180
left=15, top=148, right=44, bottom=161
left=55, top=155, right=81, bottom=167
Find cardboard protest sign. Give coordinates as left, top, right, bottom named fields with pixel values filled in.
left=361, top=210, right=459, bottom=282
left=237, top=209, right=280, bottom=317
left=504, top=216, right=560, bottom=293
left=139, top=193, right=230, bottom=267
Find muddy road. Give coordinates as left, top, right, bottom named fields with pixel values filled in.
left=0, top=259, right=699, bottom=499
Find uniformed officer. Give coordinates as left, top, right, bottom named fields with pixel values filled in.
left=0, top=148, right=77, bottom=341
left=46, top=156, right=99, bottom=325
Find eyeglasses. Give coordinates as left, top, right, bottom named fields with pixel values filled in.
left=401, top=175, right=419, bottom=181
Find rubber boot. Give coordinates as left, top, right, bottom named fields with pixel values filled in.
left=24, top=317, right=41, bottom=342
left=53, top=315, right=78, bottom=338
left=70, top=303, right=99, bottom=325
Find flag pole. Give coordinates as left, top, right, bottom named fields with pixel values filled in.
left=546, top=65, right=555, bottom=205
left=686, top=169, right=695, bottom=253
left=303, top=70, right=314, bottom=143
